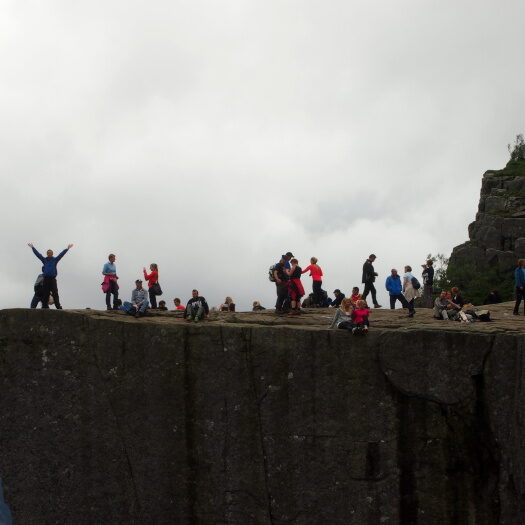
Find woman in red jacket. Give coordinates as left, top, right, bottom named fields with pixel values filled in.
left=143, top=263, right=159, bottom=309
left=301, top=257, right=323, bottom=307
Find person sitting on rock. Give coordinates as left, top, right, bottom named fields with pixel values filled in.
left=173, top=298, right=186, bottom=311
left=330, top=297, right=354, bottom=331
left=158, top=300, right=168, bottom=311
left=184, top=289, right=209, bottom=322
left=252, top=301, right=266, bottom=311
left=352, top=299, right=370, bottom=334
left=219, top=296, right=235, bottom=312
left=433, top=290, right=460, bottom=320
left=122, top=279, right=149, bottom=318
left=331, top=289, right=345, bottom=308
left=349, top=287, right=362, bottom=306
left=483, top=290, right=502, bottom=305
left=450, top=286, right=465, bottom=308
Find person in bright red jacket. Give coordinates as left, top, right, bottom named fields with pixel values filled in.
left=143, top=263, right=159, bottom=309
left=352, top=299, right=370, bottom=334
left=301, top=257, right=323, bottom=306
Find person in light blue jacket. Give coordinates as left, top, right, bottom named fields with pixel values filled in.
left=513, top=259, right=525, bottom=315
left=385, top=269, right=414, bottom=316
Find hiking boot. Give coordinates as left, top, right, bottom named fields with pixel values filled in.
left=374, top=304, right=382, bottom=309
left=106, top=307, right=112, bottom=311
left=186, top=316, right=193, bottom=322
left=352, top=327, right=357, bottom=334
left=408, top=310, right=415, bottom=318
left=194, top=317, right=200, bottom=323
left=513, top=311, right=519, bottom=316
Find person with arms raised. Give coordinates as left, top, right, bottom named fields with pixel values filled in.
left=28, top=243, right=73, bottom=309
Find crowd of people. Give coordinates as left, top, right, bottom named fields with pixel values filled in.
left=27, top=244, right=509, bottom=328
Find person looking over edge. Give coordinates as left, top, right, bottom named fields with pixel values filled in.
left=513, top=258, right=525, bottom=315
left=385, top=269, right=415, bottom=317
left=28, top=243, right=73, bottom=309
left=184, top=289, right=209, bottom=322
left=273, top=256, right=289, bottom=314
left=122, top=279, right=149, bottom=318
left=143, top=263, right=159, bottom=309
left=301, top=257, right=323, bottom=307
left=421, top=259, right=434, bottom=308
left=362, top=254, right=382, bottom=308
left=102, top=254, right=119, bottom=311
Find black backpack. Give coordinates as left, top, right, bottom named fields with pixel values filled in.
left=268, top=264, right=277, bottom=282
left=411, top=276, right=421, bottom=290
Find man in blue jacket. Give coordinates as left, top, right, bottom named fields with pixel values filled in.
left=513, top=259, right=525, bottom=315
left=28, top=243, right=73, bottom=309
left=385, top=268, right=415, bottom=317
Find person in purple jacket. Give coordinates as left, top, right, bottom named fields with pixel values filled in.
left=28, top=243, right=73, bottom=309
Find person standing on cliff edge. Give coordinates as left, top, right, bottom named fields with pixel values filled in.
left=28, top=243, right=73, bottom=309
left=513, top=258, right=525, bottom=315
left=362, top=254, right=382, bottom=308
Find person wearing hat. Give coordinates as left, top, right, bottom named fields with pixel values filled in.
left=122, top=279, right=149, bottom=318
left=362, top=254, right=382, bottom=308
left=421, top=259, right=434, bottom=308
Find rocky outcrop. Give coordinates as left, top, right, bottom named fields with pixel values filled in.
left=1, top=309, right=525, bottom=524
left=449, top=161, right=525, bottom=286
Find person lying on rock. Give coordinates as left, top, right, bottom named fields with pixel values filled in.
left=122, top=280, right=149, bottom=318
left=184, top=289, right=209, bottom=322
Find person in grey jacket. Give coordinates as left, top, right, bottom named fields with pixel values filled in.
left=123, top=280, right=149, bottom=318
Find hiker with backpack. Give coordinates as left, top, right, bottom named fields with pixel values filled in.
left=301, top=257, right=323, bottom=306
left=30, top=267, right=45, bottom=308
left=28, top=242, right=73, bottom=309
left=272, top=256, right=290, bottom=313
left=385, top=269, right=415, bottom=317
left=402, top=265, right=420, bottom=313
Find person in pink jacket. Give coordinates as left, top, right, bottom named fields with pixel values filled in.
left=302, top=257, right=324, bottom=307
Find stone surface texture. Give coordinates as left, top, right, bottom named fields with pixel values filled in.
left=450, top=169, right=525, bottom=274
left=1, top=307, right=525, bottom=524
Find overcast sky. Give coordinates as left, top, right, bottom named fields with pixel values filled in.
left=1, top=0, right=524, bottom=311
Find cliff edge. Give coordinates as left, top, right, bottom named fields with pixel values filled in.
left=1, top=308, right=525, bottom=524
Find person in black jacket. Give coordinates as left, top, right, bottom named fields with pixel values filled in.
left=331, top=289, right=345, bottom=308
left=421, top=259, right=434, bottom=308
left=362, top=254, right=382, bottom=308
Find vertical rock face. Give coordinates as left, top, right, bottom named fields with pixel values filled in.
left=449, top=161, right=525, bottom=291
left=1, top=309, right=525, bottom=524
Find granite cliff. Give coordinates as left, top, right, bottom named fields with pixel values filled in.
left=449, top=159, right=525, bottom=299
left=1, top=307, right=525, bottom=524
